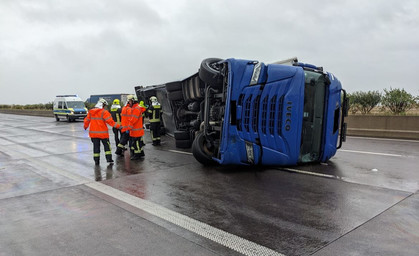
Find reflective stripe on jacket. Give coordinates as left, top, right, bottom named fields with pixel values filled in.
left=110, top=106, right=122, bottom=125
left=147, top=104, right=161, bottom=123
left=129, top=103, right=146, bottom=137
left=84, top=108, right=120, bottom=139
left=120, top=105, right=132, bottom=133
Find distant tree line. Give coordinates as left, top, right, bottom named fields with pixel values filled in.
left=0, top=102, right=54, bottom=110
left=348, top=88, right=418, bottom=115
left=0, top=102, right=94, bottom=110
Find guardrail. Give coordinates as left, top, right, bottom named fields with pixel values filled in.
left=346, top=115, right=419, bottom=140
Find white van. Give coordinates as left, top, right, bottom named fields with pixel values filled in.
left=53, top=95, right=88, bottom=122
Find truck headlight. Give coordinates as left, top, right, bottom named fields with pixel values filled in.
left=245, top=141, right=254, bottom=164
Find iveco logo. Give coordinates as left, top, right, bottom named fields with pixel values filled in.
left=285, top=101, right=292, bottom=131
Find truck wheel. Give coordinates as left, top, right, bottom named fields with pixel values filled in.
left=192, top=132, right=216, bottom=165
left=199, top=58, right=223, bottom=87
left=168, top=90, right=183, bottom=101
left=175, top=139, right=192, bottom=149
left=160, top=126, right=166, bottom=135
left=165, top=82, right=182, bottom=92
left=174, top=130, right=190, bottom=140
left=55, top=115, right=60, bottom=121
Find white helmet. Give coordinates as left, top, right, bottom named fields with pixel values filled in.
left=99, top=98, right=108, bottom=106
left=95, top=98, right=108, bottom=108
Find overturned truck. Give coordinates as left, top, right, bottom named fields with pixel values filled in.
left=135, top=57, right=348, bottom=166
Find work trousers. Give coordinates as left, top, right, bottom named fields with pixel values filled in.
left=91, top=138, right=112, bottom=163
left=112, top=127, right=121, bottom=146
left=150, top=122, right=161, bottom=145
left=130, top=136, right=145, bottom=157
left=117, top=131, right=130, bottom=149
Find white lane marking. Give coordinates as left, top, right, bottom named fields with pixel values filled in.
left=348, top=136, right=419, bottom=143
left=168, top=149, right=193, bottom=155
left=86, top=182, right=284, bottom=256
left=282, top=168, right=336, bottom=179
left=339, top=149, right=402, bottom=157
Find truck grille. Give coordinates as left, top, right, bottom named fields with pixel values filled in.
left=252, top=95, right=260, bottom=132
left=269, top=96, right=277, bottom=135
left=243, top=95, right=252, bottom=132
left=277, top=95, right=284, bottom=136
left=239, top=92, right=284, bottom=136
left=261, top=96, right=268, bottom=134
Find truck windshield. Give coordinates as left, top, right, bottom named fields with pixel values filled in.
left=67, top=101, right=85, bottom=109
left=299, top=70, right=327, bottom=162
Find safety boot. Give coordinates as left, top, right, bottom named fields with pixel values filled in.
left=94, top=157, right=100, bottom=165
left=106, top=154, right=114, bottom=164
left=115, top=147, right=123, bottom=156
left=130, top=154, right=142, bottom=160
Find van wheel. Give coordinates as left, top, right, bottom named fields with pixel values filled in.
left=199, top=58, right=223, bottom=87
left=192, top=132, right=217, bottom=165
left=55, top=115, right=60, bottom=121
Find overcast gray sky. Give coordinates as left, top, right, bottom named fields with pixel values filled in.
left=1, top=0, right=418, bottom=104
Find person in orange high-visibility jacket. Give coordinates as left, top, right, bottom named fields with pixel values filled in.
left=128, top=96, right=146, bottom=160
left=115, top=95, right=134, bottom=157
left=84, top=99, right=121, bottom=165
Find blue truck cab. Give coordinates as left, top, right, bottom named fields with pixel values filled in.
left=205, top=58, right=347, bottom=165
left=136, top=57, right=348, bottom=166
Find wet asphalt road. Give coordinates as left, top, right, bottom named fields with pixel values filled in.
left=0, top=113, right=418, bottom=256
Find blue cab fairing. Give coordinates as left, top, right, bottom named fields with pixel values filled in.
left=214, top=58, right=342, bottom=165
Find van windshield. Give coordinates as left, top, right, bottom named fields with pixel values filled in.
left=67, top=101, right=85, bottom=109
left=299, top=71, right=327, bottom=162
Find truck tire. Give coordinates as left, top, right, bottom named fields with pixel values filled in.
left=168, top=90, right=183, bottom=101
left=175, top=139, right=192, bottom=149
left=174, top=130, right=190, bottom=140
left=165, top=82, right=182, bottom=92
left=199, top=58, right=223, bottom=87
left=160, top=126, right=166, bottom=135
left=192, top=132, right=217, bottom=165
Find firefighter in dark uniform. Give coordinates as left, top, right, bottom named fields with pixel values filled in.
left=147, top=96, right=162, bottom=146
left=110, top=99, right=122, bottom=146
